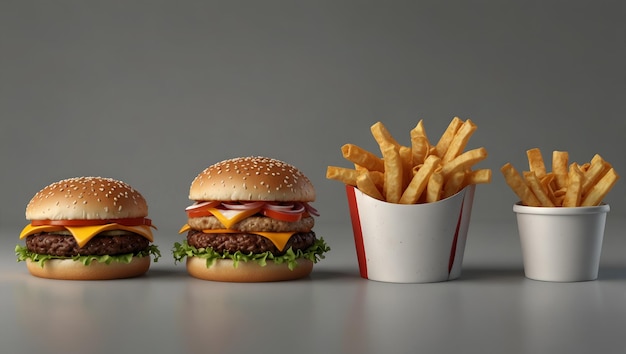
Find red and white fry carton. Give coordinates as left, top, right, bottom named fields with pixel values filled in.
left=346, top=184, right=475, bottom=283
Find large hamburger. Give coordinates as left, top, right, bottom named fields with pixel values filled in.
left=16, top=176, right=160, bottom=280
left=173, top=156, right=330, bottom=282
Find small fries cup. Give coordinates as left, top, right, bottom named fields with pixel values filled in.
left=346, top=184, right=475, bottom=283
left=514, top=203, right=610, bottom=282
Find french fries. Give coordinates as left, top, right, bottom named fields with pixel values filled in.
left=501, top=163, right=541, bottom=207
left=341, top=144, right=384, bottom=172
left=356, top=171, right=384, bottom=201
left=526, top=148, right=547, bottom=179
left=381, top=142, right=404, bottom=203
left=327, top=118, right=492, bottom=204
left=501, top=148, right=619, bottom=207
left=399, top=154, right=440, bottom=204
left=326, top=166, right=358, bottom=186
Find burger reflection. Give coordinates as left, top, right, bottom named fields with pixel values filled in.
left=14, top=277, right=152, bottom=354
left=14, top=278, right=104, bottom=353
left=182, top=278, right=314, bottom=354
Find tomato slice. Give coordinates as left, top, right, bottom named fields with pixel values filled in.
left=262, top=208, right=302, bottom=222
left=185, top=201, right=221, bottom=218
left=31, top=217, right=152, bottom=227
left=186, top=208, right=214, bottom=218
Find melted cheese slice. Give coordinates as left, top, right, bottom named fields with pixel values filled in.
left=178, top=224, right=296, bottom=252
left=207, top=207, right=262, bottom=229
left=20, top=223, right=154, bottom=248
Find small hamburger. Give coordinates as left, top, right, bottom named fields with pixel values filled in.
left=16, top=176, right=160, bottom=280
left=173, top=156, right=329, bottom=282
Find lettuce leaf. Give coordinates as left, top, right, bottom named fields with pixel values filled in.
left=172, top=237, right=330, bottom=271
left=15, top=244, right=161, bottom=268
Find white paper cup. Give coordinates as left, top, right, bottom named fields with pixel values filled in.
left=345, top=184, right=475, bottom=283
left=513, top=202, right=610, bottom=282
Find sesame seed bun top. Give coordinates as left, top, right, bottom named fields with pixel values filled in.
left=25, top=176, right=148, bottom=220
left=189, top=156, right=316, bottom=202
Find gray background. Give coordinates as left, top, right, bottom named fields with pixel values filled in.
left=1, top=3, right=626, bottom=353
left=1, top=1, right=624, bottom=241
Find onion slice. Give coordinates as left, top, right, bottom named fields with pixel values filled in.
left=185, top=200, right=318, bottom=221
left=185, top=201, right=220, bottom=211
left=303, top=202, right=320, bottom=217
left=222, top=201, right=265, bottom=210
left=264, top=203, right=305, bottom=214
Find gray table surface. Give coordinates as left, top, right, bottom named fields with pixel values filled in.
left=2, top=217, right=626, bottom=354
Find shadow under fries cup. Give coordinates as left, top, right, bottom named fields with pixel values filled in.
left=513, top=202, right=610, bottom=282
left=345, top=184, right=475, bottom=283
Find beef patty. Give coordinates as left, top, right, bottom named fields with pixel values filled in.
left=26, top=232, right=149, bottom=257
left=187, top=229, right=316, bottom=255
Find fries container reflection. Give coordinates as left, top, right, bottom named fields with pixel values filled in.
left=514, top=202, right=610, bottom=282
left=346, top=184, right=475, bottom=283
left=519, top=280, right=603, bottom=352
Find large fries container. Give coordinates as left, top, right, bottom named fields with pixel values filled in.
left=514, top=203, right=610, bottom=282
left=346, top=184, right=475, bottom=283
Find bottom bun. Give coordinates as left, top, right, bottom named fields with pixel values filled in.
left=26, top=257, right=151, bottom=280
left=186, top=257, right=313, bottom=282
